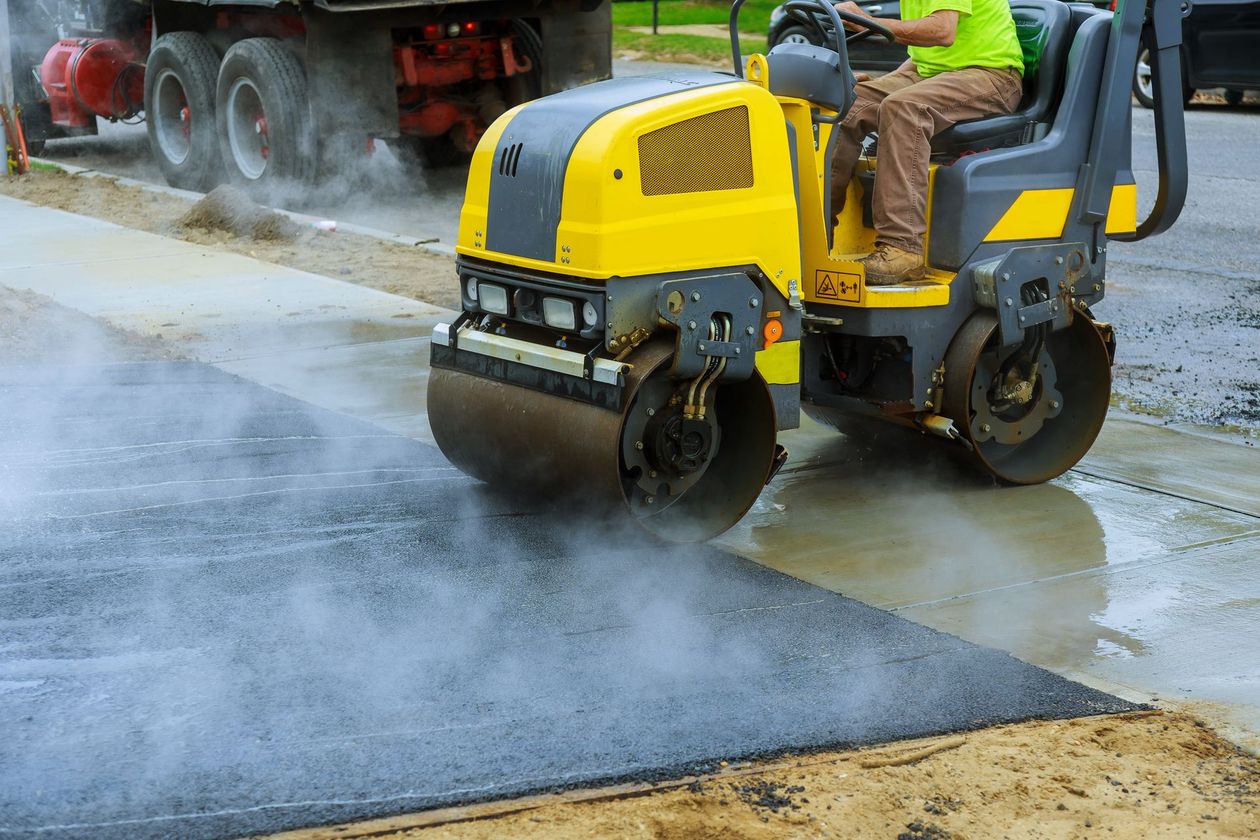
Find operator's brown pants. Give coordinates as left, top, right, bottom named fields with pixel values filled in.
left=831, top=63, right=1024, bottom=255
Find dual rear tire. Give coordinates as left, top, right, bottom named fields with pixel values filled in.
left=144, top=33, right=312, bottom=196
left=145, top=32, right=222, bottom=192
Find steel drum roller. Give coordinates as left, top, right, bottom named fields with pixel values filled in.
left=428, top=340, right=778, bottom=542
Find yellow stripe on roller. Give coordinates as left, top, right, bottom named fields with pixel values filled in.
left=1104, top=183, right=1138, bottom=235
left=986, top=188, right=1074, bottom=241
left=985, top=185, right=1139, bottom=242
left=756, top=339, right=800, bottom=385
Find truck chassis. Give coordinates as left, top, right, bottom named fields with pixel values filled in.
left=8, top=0, right=611, bottom=192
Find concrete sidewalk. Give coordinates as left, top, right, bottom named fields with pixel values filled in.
left=0, top=196, right=453, bottom=444
left=2, top=195, right=1258, bottom=746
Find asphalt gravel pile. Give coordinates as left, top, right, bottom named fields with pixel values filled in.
left=899, top=820, right=954, bottom=840
left=728, top=779, right=808, bottom=817
left=0, top=360, right=1138, bottom=839
left=178, top=184, right=300, bottom=241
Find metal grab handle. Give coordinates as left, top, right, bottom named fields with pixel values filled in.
left=729, top=0, right=749, bottom=77
left=1075, top=0, right=1188, bottom=245
left=1126, top=0, right=1188, bottom=240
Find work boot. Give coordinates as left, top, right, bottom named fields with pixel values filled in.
left=859, top=244, right=925, bottom=286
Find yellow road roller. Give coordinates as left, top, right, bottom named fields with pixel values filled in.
left=428, top=0, right=1188, bottom=541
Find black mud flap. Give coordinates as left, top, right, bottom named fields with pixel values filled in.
left=765, top=444, right=789, bottom=485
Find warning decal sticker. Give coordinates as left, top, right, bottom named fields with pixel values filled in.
left=814, top=269, right=862, bottom=303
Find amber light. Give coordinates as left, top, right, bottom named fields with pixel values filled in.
left=763, top=319, right=783, bottom=348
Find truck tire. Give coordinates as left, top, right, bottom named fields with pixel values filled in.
left=215, top=38, right=314, bottom=197
left=773, top=24, right=823, bottom=48
left=145, top=32, right=223, bottom=192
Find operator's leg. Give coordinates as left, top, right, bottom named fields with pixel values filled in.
left=829, top=65, right=921, bottom=214
left=867, top=66, right=1023, bottom=277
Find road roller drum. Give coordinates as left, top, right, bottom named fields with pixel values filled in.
left=430, top=333, right=779, bottom=542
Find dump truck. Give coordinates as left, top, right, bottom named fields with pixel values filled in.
left=427, top=0, right=1188, bottom=541
left=6, top=0, right=610, bottom=191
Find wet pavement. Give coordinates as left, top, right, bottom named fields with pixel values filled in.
left=719, top=417, right=1260, bottom=745
left=0, top=360, right=1140, bottom=839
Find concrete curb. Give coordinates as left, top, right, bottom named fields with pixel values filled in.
left=29, top=157, right=458, bottom=259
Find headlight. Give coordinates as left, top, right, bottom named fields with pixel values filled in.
left=479, top=283, right=509, bottom=315
left=465, top=277, right=478, bottom=302
left=542, top=297, right=576, bottom=331
left=582, top=301, right=598, bottom=328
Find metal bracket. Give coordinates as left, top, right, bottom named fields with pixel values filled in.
left=445, top=311, right=473, bottom=351
left=655, top=274, right=762, bottom=380
left=971, top=243, right=1091, bottom=348
left=695, top=339, right=742, bottom=358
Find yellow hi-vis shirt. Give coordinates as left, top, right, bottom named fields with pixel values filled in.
left=902, top=0, right=1025, bottom=78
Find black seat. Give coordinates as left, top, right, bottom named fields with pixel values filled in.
left=930, top=0, right=1072, bottom=156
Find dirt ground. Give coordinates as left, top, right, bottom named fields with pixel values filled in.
left=0, top=169, right=460, bottom=310
left=273, top=711, right=1257, bottom=840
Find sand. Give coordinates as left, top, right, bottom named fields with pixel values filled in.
left=0, top=285, right=180, bottom=363
left=275, top=712, right=1258, bottom=840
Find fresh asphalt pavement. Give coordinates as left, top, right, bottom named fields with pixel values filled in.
left=0, top=360, right=1136, bottom=839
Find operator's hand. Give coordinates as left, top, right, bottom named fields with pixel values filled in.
left=833, top=1, right=871, bottom=31
left=854, top=72, right=872, bottom=82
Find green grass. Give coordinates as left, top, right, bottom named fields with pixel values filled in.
left=29, top=160, right=61, bottom=172
left=613, top=0, right=781, bottom=34
left=613, top=27, right=766, bottom=66
left=612, top=0, right=775, bottom=66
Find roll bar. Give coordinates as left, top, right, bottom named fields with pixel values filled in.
left=1075, top=0, right=1188, bottom=245
left=729, top=0, right=882, bottom=77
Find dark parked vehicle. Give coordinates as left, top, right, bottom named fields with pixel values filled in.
left=1132, top=0, right=1260, bottom=107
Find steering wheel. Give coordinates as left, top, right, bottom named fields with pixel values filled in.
left=729, top=0, right=893, bottom=77
left=783, top=1, right=897, bottom=48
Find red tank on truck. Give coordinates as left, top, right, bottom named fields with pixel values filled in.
left=5, top=0, right=611, bottom=192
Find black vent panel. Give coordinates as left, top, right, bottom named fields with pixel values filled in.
left=498, top=142, right=524, bottom=177
left=638, top=106, right=754, bottom=197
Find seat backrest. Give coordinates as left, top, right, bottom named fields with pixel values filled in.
left=928, top=0, right=1073, bottom=155
left=1010, top=0, right=1073, bottom=123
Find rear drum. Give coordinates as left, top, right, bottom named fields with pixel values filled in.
left=943, top=313, right=1112, bottom=484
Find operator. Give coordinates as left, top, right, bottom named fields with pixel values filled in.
left=831, top=0, right=1025, bottom=285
